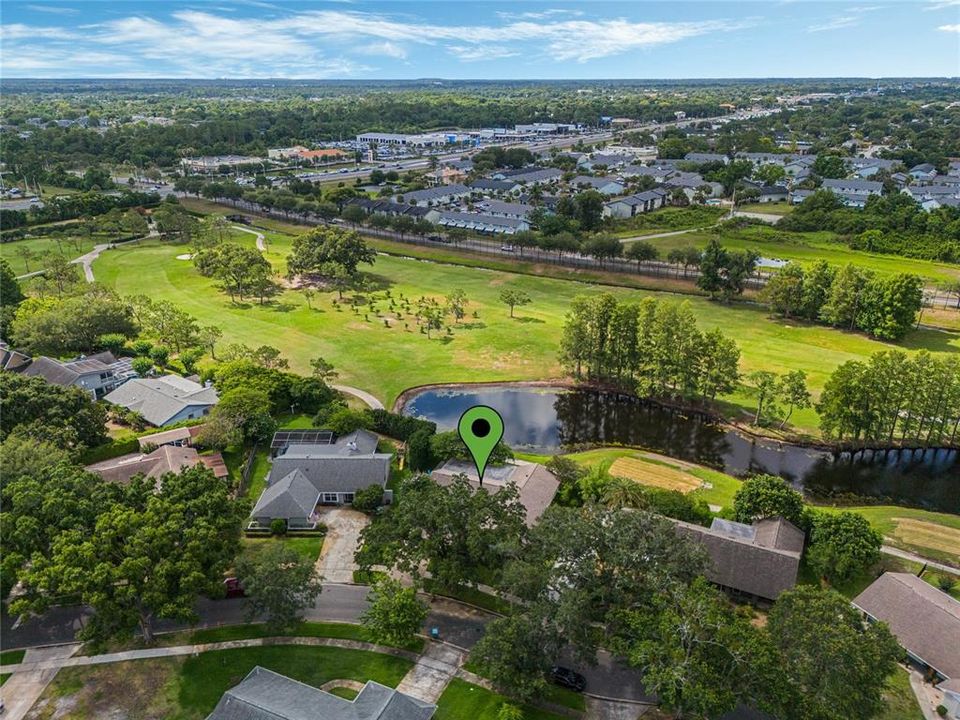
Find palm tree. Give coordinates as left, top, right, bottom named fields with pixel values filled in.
left=601, top=476, right=649, bottom=510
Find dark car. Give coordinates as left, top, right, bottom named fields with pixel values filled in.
left=549, top=666, right=586, bottom=692
left=223, top=577, right=245, bottom=599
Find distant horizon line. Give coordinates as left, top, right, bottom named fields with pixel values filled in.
left=2, top=75, right=958, bottom=82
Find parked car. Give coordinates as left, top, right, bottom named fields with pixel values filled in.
left=549, top=666, right=586, bottom=692
left=500, top=244, right=515, bottom=253
left=223, top=577, right=245, bottom=599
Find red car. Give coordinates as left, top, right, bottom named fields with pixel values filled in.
left=223, top=577, right=245, bottom=599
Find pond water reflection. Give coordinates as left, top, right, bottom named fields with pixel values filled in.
left=402, top=385, right=959, bottom=513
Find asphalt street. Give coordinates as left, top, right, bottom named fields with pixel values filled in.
left=1, top=583, right=651, bottom=701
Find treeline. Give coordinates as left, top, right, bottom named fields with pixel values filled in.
left=0, top=190, right=160, bottom=231
left=819, top=350, right=960, bottom=446
left=559, top=294, right=740, bottom=402
left=779, top=191, right=960, bottom=263
left=763, top=261, right=924, bottom=341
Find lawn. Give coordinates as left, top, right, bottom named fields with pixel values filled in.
left=91, top=236, right=959, bottom=433
left=630, top=224, right=960, bottom=284
left=877, top=666, right=923, bottom=720
left=241, top=534, right=325, bottom=563
left=0, top=233, right=106, bottom=271
left=737, top=201, right=795, bottom=215
left=434, top=678, right=571, bottom=720
left=0, top=649, right=25, bottom=665
left=34, top=646, right=413, bottom=720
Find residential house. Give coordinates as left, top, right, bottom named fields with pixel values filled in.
left=578, top=153, right=627, bottom=171
left=909, top=163, right=938, bottom=182
left=479, top=200, right=537, bottom=220
left=620, top=165, right=674, bottom=183
left=0, top=342, right=32, bottom=373
left=783, top=156, right=817, bottom=177
left=821, top=178, right=883, bottom=197
left=19, top=351, right=134, bottom=399
left=104, top=375, right=219, bottom=427
left=347, top=198, right=433, bottom=219
left=752, top=185, right=789, bottom=203
left=256, top=429, right=391, bottom=520
left=569, top=175, right=626, bottom=196
left=666, top=172, right=722, bottom=200
left=468, top=178, right=520, bottom=194
left=673, top=516, right=804, bottom=602
left=498, top=167, right=563, bottom=186
left=603, top=189, right=669, bottom=219
left=735, top=152, right=795, bottom=167
left=431, top=459, right=559, bottom=526
left=426, top=166, right=468, bottom=187
left=397, top=184, right=471, bottom=207
left=684, top=152, right=728, bottom=165
left=86, top=443, right=228, bottom=486
left=206, top=667, right=435, bottom=720
left=853, top=573, right=960, bottom=682
left=434, top=211, right=529, bottom=235
left=251, top=469, right=321, bottom=529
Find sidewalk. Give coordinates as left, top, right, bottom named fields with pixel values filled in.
left=1, top=643, right=82, bottom=720
left=395, top=641, right=466, bottom=703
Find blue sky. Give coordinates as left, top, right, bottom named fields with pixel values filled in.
left=1, top=1, right=958, bottom=79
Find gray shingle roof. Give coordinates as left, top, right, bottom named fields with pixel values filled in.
left=822, top=178, right=883, bottom=193
left=853, top=573, right=960, bottom=679
left=268, top=429, right=391, bottom=494
left=507, top=168, right=563, bottom=184
left=673, top=516, right=803, bottom=601
left=206, top=667, right=435, bottom=720
left=252, top=469, right=320, bottom=520
left=399, top=184, right=471, bottom=204
left=104, top=375, right=218, bottom=426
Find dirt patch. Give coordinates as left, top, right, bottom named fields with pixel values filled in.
left=609, top=456, right=702, bottom=493
left=26, top=658, right=182, bottom=720
left=892, top=518, right=960, bottom=557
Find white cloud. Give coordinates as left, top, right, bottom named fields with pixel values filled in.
left=447, top=45, right=520, bottom=62
left=938, top=23, right=960, bottom=31
left=808, top=15, right=860, bottom=32
left=925, top=0, right=960, bottom=9
left=25, top=4, right=78, bottom=15
left=355, top=41, right=408, bottom=60
left=0, top=7, right=749, bottom=76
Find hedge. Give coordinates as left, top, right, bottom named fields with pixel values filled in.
left=366, top=409, right=436, bottom=441
left=79, top=435, right=140, bottom=464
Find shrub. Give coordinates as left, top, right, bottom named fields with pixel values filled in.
left=937, top=705, right=947, bottom=718
left=131, top=357, right=154, bottom=376
left=937, top=574, right=957, bottom=593
left=78, top=435, right=140, bottom=464
left=131, top=339, right=153, bottom=356
left=352, top=484, right=385, bottom=514
left=406, top=428, right=435, bottom=471
left=323, top=407, right=370, bottom=435
left=97, top=333, right=128, bottom=355
left=270, top=518, right=287, bottom=536
left=179, top=347, right=204, bottom=374
left=149, top=345, right=170, bottom=367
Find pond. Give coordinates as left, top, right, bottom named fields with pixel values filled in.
left=402, top=385, right=960, bottom=513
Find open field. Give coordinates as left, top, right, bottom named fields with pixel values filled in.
left=890, top=518, right=960, bottom=558
left=26, top=646, right=412, bottom=720
left=92, top=232, right=958, bottom=433
left=626, top=224, right=960, bottom=284
left=737, top=201, right=794, bottom=215
left=1, top=233, right=107, bottom=270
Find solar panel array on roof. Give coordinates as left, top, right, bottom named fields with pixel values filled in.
left=270, top=430, right=334, bottom=450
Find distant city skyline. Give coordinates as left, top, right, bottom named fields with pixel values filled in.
left=1, top=1, right=958, bottom=79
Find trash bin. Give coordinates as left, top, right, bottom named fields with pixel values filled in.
left=430, top=627, right=440, bottom=639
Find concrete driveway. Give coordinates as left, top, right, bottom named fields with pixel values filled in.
left=315, top=507, right=370, bottom=583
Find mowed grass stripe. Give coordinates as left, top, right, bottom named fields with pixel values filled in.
left=608, top=456, right=702, bottom=493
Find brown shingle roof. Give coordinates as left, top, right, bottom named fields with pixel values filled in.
left=853, top=573, right=960, bottom=679
left=431, top=460, right=559, bottom=526
left=673, top=516, right=803, bottom=601
left=86, top=445, right=203, bottom=486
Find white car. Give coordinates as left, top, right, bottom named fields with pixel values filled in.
left=500, top=244, right=515, bottom=252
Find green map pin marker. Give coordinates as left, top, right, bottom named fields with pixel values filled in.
left=458, top=405, right=504, bottom=485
